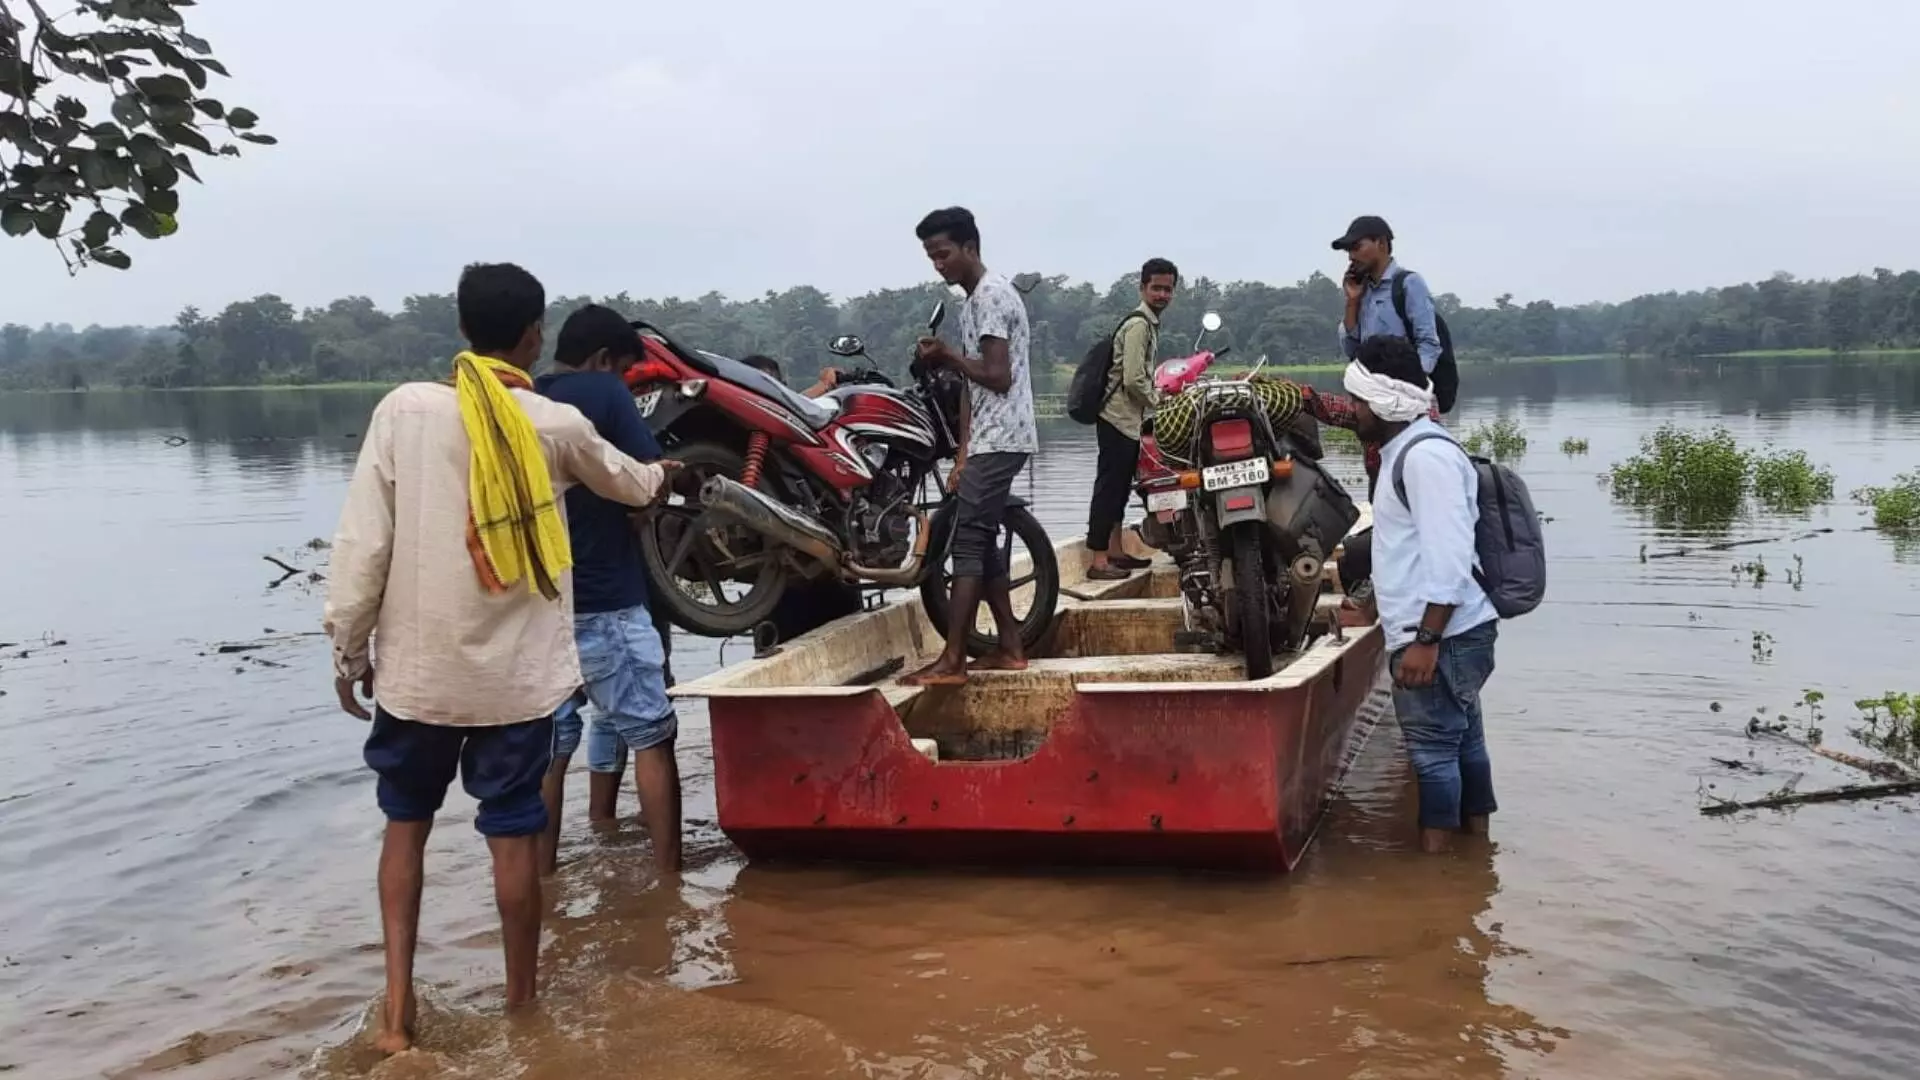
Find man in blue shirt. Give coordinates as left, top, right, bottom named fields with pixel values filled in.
left=1332, top=215, right=1442, bottom=376
left=534, top=304, right=682, bottom=875
left=1341, top=335, right=1499, bottom=855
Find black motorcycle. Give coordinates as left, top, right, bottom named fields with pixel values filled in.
left=1135, top=326, right=1357, bottom=679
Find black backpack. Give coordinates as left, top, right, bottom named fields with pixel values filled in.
left=1391, top=431, right=1546, bottom=619
left=1389, top=270, right=1458, bottom=413
left=1066, top=312, right=1149, bottom=425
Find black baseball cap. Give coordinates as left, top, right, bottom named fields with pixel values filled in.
left=1331, top=215, right=1394, bottom=251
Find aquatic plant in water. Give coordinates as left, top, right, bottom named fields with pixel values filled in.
left=1608, top=425, right=1839, bottom=527
left=1853, top=693, right=1920, bottom=769
left=1850, top=471, right=1920, bottom=533
left=1320, top=425, right=1360, bottom=450
left=1608, top=425, right=1752, bottom=526
left=1461, top=418, right=1528, bottom=460
left=1750, top=449, right=1836, bottom=513
left=1560, top=437, right=1590, bottom=455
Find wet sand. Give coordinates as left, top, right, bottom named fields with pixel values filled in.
left=3, top=370, right=1919, bottom=1079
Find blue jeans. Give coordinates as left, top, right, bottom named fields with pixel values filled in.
left=1389, top=620, right=1498, bottom=831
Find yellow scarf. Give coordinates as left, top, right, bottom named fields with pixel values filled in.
left=452, top=351, right=572, bottom=599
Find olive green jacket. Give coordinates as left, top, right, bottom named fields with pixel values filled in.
left=1097, top=303, right=1159, bottom=440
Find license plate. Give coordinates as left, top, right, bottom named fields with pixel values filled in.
left=1201, top=457, right=1269, bottom=492
left=1145, top=489, right=1188, bottom=513
left=635, top=389, right=662, bottom=417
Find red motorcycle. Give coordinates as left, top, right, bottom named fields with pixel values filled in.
left=621, top=306, right=1060, bottom=655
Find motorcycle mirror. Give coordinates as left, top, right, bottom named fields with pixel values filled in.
left=927, top=301, right=946, bottom=334
left=1200, top=311, right=1223, bottom=333
left=827, top=334, right=866, bottom=357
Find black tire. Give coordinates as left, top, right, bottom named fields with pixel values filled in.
left=637, top=440, right=789, bottom=637
left=920, top=503, right=1061, bottom=658
left=1230, top=525, right=1275, bottom=679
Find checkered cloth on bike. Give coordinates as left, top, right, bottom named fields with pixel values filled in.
left=1150, top=376, right=1307, bottom=466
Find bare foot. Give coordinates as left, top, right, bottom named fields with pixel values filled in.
left=1419, top=827, right=1454, bottom=854
left=372, top=1028, right=413, bottom=1056
left=967, top=650, right=1028, bottom=673
left=900, top=658, right=969, bottom=687
left=373, top=992, right=416, bottom=1055
left=1460, top=815, right=1490, bottom=836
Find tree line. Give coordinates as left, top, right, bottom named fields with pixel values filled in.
left=5, top=266, right=1920, bottom=391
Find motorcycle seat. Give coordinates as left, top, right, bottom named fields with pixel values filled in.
left=686, top=348, right=841, bottom=430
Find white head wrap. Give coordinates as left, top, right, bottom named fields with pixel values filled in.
left=1342, top=360, right=1434, bottom=423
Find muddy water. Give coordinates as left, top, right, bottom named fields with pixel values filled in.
left=3, top=356, right=1919, bottom=1080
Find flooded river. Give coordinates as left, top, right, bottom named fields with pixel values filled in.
left=3, top=355, right=1918, bottom=1079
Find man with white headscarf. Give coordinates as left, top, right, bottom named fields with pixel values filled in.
left=1344, top=336, right=1501, bottom=855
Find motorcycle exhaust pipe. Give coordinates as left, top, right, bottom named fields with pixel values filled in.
left=1289, top=552, right=1322, bottom=586
left=1279, top=549, right=1324, bottom=650
left=847, top=508, right=931, bottom=586
left=697, top=475, right=842, bottom=566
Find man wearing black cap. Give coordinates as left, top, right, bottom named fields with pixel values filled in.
left=1331, top=215, right=1441, bottom=377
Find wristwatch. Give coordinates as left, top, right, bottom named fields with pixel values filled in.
left=1413, top=627, right=1443, bottom=647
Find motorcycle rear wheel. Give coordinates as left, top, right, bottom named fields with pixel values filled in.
left=1230, top=525, right=1276, bottom=680
left=637, top=440, right=789, bottom=637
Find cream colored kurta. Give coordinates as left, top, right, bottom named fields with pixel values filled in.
left=323, top=382, right=665, bottom=727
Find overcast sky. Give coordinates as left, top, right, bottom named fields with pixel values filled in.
left=3, top=0, right=1917, bottom=326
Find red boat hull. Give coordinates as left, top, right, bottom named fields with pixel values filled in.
left=706, top=629, right=1384, bottom=874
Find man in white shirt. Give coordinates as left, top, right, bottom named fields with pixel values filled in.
left=904, top=206, right=1038, bottom=686
left=323, top=263, right=675, bottom=1053
left=1341, top=335, right=1499, bottom=854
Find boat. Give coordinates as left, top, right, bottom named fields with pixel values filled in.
left=669, top=510, right=1385, bottom=873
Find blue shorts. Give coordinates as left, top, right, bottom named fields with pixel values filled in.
left=566, top=605, right=678, bottom=763
left=362, top=707, right=554, bottom=837
left=1389, top=620, right=1499, bottom=831
left=551, top=692, right=627, bottom=773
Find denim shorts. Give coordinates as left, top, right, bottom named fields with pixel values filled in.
left=551, top=690, right=628, bottom=773
left=363, top=707, right=554, bottom=837
left=572, top=605, right=678, bottom=757
left=1388, top=620, right=1499, bottom=831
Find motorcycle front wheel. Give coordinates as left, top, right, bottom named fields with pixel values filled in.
left=1229, top=524, right=1276, bottom=680
left=919, top=503, right=1061, bottom=658
left=636, top=440, right=789, bottom=637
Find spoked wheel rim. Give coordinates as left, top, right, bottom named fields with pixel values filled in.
left=643, top=457, right=784, bottom=623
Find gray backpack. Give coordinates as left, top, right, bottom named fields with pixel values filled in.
left=1391, top=431, right=1546, bottom=619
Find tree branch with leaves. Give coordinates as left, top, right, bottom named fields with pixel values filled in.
left=0, top=0, right=272, bottom=271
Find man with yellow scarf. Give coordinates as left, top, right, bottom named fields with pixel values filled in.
left=322, top=262, right=676, bottom=1055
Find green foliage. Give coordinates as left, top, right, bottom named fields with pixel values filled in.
left=0, top=0, right=271, bottom=271
left=1852, top=693, right=1920, bottom=768
left=1850, top=471, right=1920, bottom=532
left=1460, top=418, right=1528, bottom=460
left=1749, top=448, right=1836, bottom=513
left=1609, top=425, right=1838, bottom=526
left=1560, top=436, right=1589, bottom=455
left=5, top=265, right=1920, bottom=390
left=1609, top=426, right=1753, bottom=525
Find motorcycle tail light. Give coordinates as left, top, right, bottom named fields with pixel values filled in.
left=625, top=357, right=680, bottom=387
left=1209, top=418, right=1254, bottom=460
